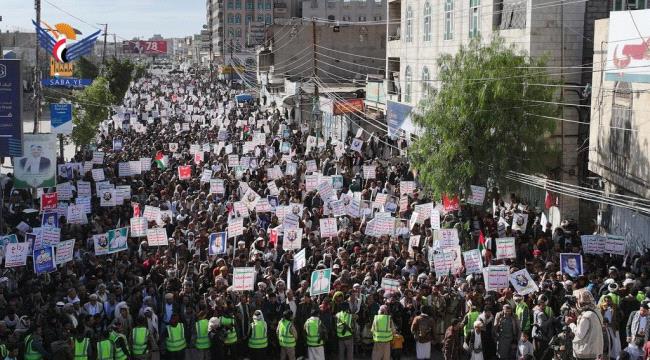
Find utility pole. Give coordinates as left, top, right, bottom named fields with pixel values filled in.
left=34, top=0, right=41, bottom=134
left=311, top=18, right=321, bottom=144
left=113, top=34, right=117, bottom=58
left=230, top=39, right=234, bottom=84
left=559, top=0, right=565, bottom=211
left=99, top=23, right=108, bottom=65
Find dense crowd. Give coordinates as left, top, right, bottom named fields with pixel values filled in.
left=0, top=67, right=647, bottom=360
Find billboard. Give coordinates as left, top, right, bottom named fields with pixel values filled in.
left=606, top=10, right=650, bottom=83
left=50, top=103, right=73, bottom=135
left=333, top=98, right=365, bottom=116
left=13, top=134, right=57, bottom=189
left=0, top=59, right=23, bottom=157
left=42, top=77, right=92, bottom=88
left=122, top=40, right=168, bottom=55
left=386, top=100, right=414, bottom=138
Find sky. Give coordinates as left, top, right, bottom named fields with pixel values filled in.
left=2, top=0, right=206, bottom=39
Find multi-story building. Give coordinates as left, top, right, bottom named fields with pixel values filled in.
left=588, top=12, right=650, bottom=246
left=385, top=0, right=609, bottom=221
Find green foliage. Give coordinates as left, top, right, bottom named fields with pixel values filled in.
left=133, top=63, right=148, bottom=81
left=104, top=58, right=135, bottom=105
left=73, top=56, right=99, bottom=80
left=409, top=37, right=558, bottom=198
left=71, top=77, right=114, bottom=146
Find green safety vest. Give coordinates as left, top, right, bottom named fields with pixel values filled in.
left=544, top=306, right=554, bottom=319
left=131, top=327, right=149, bottom=356
left=0, top=344, right=8, bottom=359
left=464, top=311, right=480, bottom=337
left=96, top=339, right=114, bottom=360
left=335, top=311, right=353, bottom=339
left=372, top=314, right=393, bottom=343
left=109, top=331, right=127, bottom=360
left=600, top=293, right=621, bottom=306
left=195, top=319, right=211, bottom=350
left=638, top=291, right=646, bottom=303
left=515, top=303, right=531, bottom=331
left=24, top=335, right=43, bottom=360
left=305, top=318, right=323, bottom=347
left=248, top=320, right=268, bottom=349
left=73, top=338, right=90, bottom=360
left=220, top=316, right=238, bottom=345
left=166, top=324, right=187, bottom=352
left=277, top=319, right=296, bottom=348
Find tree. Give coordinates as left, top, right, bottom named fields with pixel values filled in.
left=73, top=56, right=99, bottom=80
left=409, top=37, right=558, bottom=198
left=104, top=58, right=135, bottom=105
left=72, top=76, right=114, bottom=146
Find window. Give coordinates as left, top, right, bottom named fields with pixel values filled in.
left=258, top=0, right=264, bottom=9
left=359, top=16, right=367, bottom=21
left=422, top=66, right=432, bottom=96
left=257, top=15, right=264, bottom=22
left=235, top=14, right=241, bottom=23
left=444, top=0, right=454, bottom=40
left=235, top=0, right=242, bottom=9
left=236, top=28, right=242, bottom=37
left=611, top=81, right=633, bottom=157
left=374, top=15, right=382, bottom=21
left=246, top=15, right=253, bottom=23
left=228, top=14, right=235, bottom=23
left=228, top=0, right=234, bottom=9
left=228, top=28, right=235, bottom=37
left=266, top=0, right=272, bottom=9
left=247, top=0, right=254, bottom=9
left=265, top=14, right=272, bottom=24
left=469, top=0, right=480, bottom=38
left=405, top=6, right=413, bottom=43
left=328, top=15, right=336, bottom=21
left=423, top=2, right=432, bottom=42
left=342, top=16, right=350, bottom=21
left=405, top=66, right=413, bottom=103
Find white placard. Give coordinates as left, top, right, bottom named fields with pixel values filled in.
left=233, top=267, right=256, bottom=291
left=130, top=217, right=148, bottom=237
left=146, top=228, right=169, bottom=246
left=496, top=237, right=516, bottom=259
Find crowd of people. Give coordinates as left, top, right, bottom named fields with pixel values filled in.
left=0, top=67, right=647, bottom=360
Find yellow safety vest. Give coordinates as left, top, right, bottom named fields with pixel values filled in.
left=109, top=331, right=127, bottom=360
left=131, top=327, right=149, bottom=355
left=278, top=319, right=296, bottom=348
left=336, top=311, right=353, bottom=339
left=515, top=303, right=530, bottom=331
left=248, top=320, right=268, bottom=349
left=73, top=338, right=90, bottom=360
left=96, top=339, right=114, bottom=360
left=195, top=319, right=211, bottom=350
left=24, top=335, right=43, bottom=360
left=220, top=316, right=238, bottom=345
left=372, top=314, right=393, bottom=343
left=464, top=311, right=479, bottom=337
left=166, top=324, right=187, bottom=352
left=305, top=318, right=323, bottom=347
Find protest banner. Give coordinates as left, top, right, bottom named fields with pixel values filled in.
left=305, top=175, right=319, bottom=192
left=140, top=157, right=151, bottom=172
left=233, top=267, right=256, bottom=291
left=293, top=248, right=306, bottom=272
left=468, top=185, right=486, bottom=206
left=99, top=189, right=116, bottom=207
left=310, top=269, right=332, bottom=295
left=209, top=232, right=227, bottom=255
left=4, top=243, right=29, bottom=268
left=41, top=193, right=58, bottom=211
left=41, top=211, right=58, bottom=228
left=442, top=194, right=460, bottom=212
left=485, top=266, right=510, bottom=292
left=463, top=249, right=483, bottom=274
left=107, top=227, right=128, bottom=253
left=431, top=210, right=441, bottom=230
left=306, top=160, right=317, bottom=173
left=33, top=246, right=56, bottom=274
left=434, top=229, right=459, bottom=248
left=210, top=179, right=225, bottom=194
left=56, top=182, right=72, bottom=201
left=509, top=269, right=539, bottom=295
left=408, top=235, right=421, bottom=253
left=92, top=151, right=104, bottom=164
left=381, top=278, right=400, bottom=297
left=581, top=235, right=606, bottom=255
left=146, top=228, right=168, bottom=246
left=362, top=165, right=376, bottom=179
left=319, top=218, right=338, bottom=238
left=200, top=169, right=212, bottom=183
left=512, top=213, right=529, bottom=232
left=54, top=239, right=75, bottom=266
left=91, top=168, right=105, bottom=181
left=400, top=181, right=415, bottom=196
left=118, top=162, right=132, bottom=177
left=130, top=217, right=148, bottom=237
left=178, top=165, right=192, bottom=180
left=143, top=205, right=161, bottom=222
left=228, top=217, right=244, bottom=238
left=496, top=237, right=516, bottom=259
left=42, top=227, right=61, bottom=246
left=93, top=234, right=109, bottom=256
left=77, top=181, right=91, bottom=198
left=283, top=228, right=302, bottom=251
left=13, top=134, right=57, bottom=189
left=350, top=138, right=363, bottom=152
left=605, top=235, right=626, bottom=256
left=560, top=253, right=584, bottom=277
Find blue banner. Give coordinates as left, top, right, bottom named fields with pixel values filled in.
left=386, top=100, right=413, bottom=138
left=42, top=77, right=92, bottom=89
left=50, top=103, right=73, bottom=134
left=0, top=59, right=23, bottom=157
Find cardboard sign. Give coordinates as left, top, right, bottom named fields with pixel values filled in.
left=91, top=168, right=105, bottom=181
left=233, top=267, right=256, bottom=291
left=381, top=278, right=400, bottom=297
left=581, top=235, right=606, bottom=255
left=143, top=205, right=161, bottom=222
left=93, top=233, right=109, bottom=256
left=442, top=194, right=460, bottom=212
left=210, top=179, right=225, bottom=194
left=362, top=165, right=376, bottom=179
left=4, top=243, right=29, bottom=267
left=468, top=185, right=486, bottom=206
left=293, top=248, right=306, bottom=272
left=350, top=138, right=363, bottom=153
left=178, top=165, right=192, bottom=180
left=130, top=217, right=148, bottom=237
left=283, top=228, right=302, bottom=251
left=228, top=217, right=244, bottom=238
left=509, top=269, right=539, bottom=295
left=319, top=218, right=338, bottom=238
left=310, top=269, right=332, bottom=295
left=41, top=193, right=58, bottom=211
left=99, top=189, right=116, bottom=207
left=400, top=181, right=415, bottom=196
left=107, top=227, right=128, bottom=253
left=305, top=175, right=319, bottom=192
left=560, top=253, right=584, bottom=277
left=146, top=228, right=168, bottom=246
left=434, top=228, right=459, bottom=248
left=42, top=227, right=61, bottom=246
left=463, top=249, right=483, bottom=274
left=92, top=151, right=105, bottom=165
left=33, top=246, right=56, bottom=274
left=496, top=237, right=516, bottom=259
left=208, top=232, right=227, bottom=255
left=485, top=266, right=510, bottom=291
left=54, top=239, right=75, bottom=266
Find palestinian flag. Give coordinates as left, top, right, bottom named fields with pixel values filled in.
left=154, top=151, right=168, bottom=169
left=478, top=230, right=486, bottom=253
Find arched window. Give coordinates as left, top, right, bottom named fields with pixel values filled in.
left=328, top=15, right=336, bottom=21
left=611, top=81, right=633, bottom=157
left=405, top=6, right=413, bottom=43
left=422, top=66, right=431, bottom=96
left=423, top=2, right=432, bottom=42
left=405, top=66, right=413, bottom=103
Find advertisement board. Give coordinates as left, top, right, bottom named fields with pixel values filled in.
left=50, top=103, right=73, bottom=134
left=0, top=59, right=23, bottom=157
left=386, top=100, right=414, bottom=138
left=333, top=98, right=365, bottom=116
left=122, top=40, right=168, bottom=55
left=606, top=10, right=650, bottom=83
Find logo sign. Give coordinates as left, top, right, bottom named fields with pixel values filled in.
left=42, top=77, right=92, bottom=88
left=33, top=20, right=101, bottom=63
left=0, top=59, right=23, bottom=157
left=50, top=103, right=73, bottom=134
left=50, top=57, right=73, bottom=76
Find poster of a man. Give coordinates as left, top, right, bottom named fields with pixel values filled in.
left=560, top=253, right=583, bottom=278
left=209, top=232, right=226, bottom=255
left=13, top=134, right=57, bottom=189
left=19, top=144, right=51, bottom=173
left=41, top=212, right=58, bottom=228
left=310, top=269, right=331, bottom=296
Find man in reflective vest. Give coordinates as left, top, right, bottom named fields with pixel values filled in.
left=277, top=310, right=297, bottom=360
left=514, top=294, right=531, bottom=335
left=371, top=305, right=395, bottom=360
left=192, top=311, right=211, bottom=360
left=218, top=309, right=238, bottom=359
left=165, top=314, right=187, bottom=360
left=304, top=309, right=325, bottom=360
left=24, top=327, right=48, bottom=360
left=248, top=310, right=267, bottom=360
left=70, top=330, right=92, bottom=360
left=335, top=303, right=354, bottom=360
left=96, top=332, right=115, bottom=360
left=132, top=316, right=155, bottom=360
left=109, top=322, right=131, bottom=360
left=463, top=303, right=480, bottom=337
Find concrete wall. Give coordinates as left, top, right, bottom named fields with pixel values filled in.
left=589, top=18, right=650, bottom=199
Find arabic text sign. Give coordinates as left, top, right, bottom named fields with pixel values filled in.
left=496, top=237, right=516, bottom=259
left=485, top=266, right=510, bottom=292
left=233, top=267, right=256, bottom=291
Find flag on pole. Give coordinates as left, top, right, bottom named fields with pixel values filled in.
left=478, top=230, right=486, bottom=253
left=544, top=191, right=553, bottom=209
left=154, top=151, right=168, bottom=169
